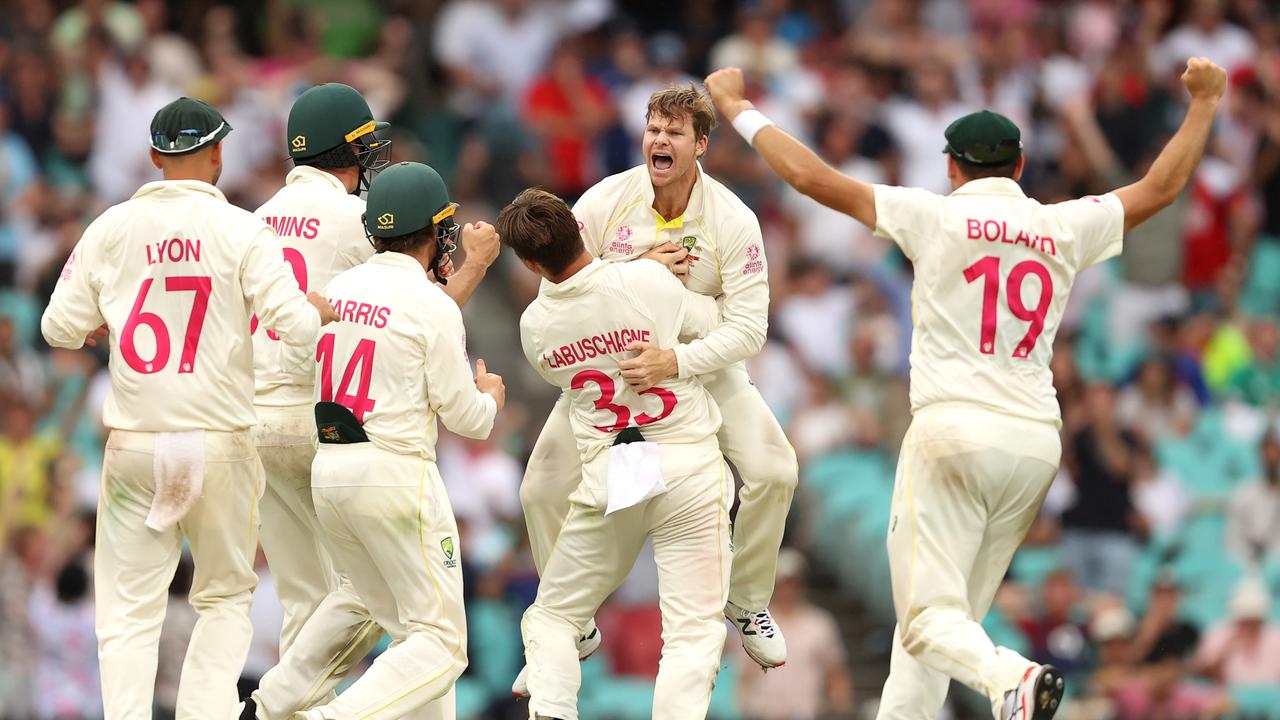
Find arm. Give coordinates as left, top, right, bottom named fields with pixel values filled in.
left=425, top=299, right=501, bottom=439
left=1114, top=57, right=1226, bottom=231
left=619, top=217, right=767, bottom=389
left=705, top=67, right=877, bottom=229
left=439, top=222, right=501, bottom=308
left=240, top=226, right=328, bottom=347
left=41, top=236, right=106, bottom=349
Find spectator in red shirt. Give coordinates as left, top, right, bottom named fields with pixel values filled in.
left=522, top=39, right=614, bottom=198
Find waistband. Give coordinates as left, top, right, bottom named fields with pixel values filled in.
left=106, top=428, right=255, bottom=461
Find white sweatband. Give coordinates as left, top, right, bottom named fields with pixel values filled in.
left=732, top=109, right=775, bottom=146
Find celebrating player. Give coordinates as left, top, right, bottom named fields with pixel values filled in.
left=40, top=98, right=336, bottom=720
left=246, top=83, right=500, bottom=720
left=705, top=57, right=1227, bottom=720
left=276, top=161, right=504, bottom=720
left=513, top=84, right=796, bottom=695
left=501, top=188, right=731, bottom=720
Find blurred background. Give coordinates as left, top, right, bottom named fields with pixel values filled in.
left=1, top=0, right=1279, bottom=718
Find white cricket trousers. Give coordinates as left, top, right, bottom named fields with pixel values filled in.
left=876, top=404, right=1061, bottom=720
left=251, top=404, right=383, bottom=720
left=522, top=442, right=733, bottom=720
left=304, top=444, right=467, bottom=720
left=521, top=363, right=796, bottom=611
left=95, top=428, right=261, bottom=720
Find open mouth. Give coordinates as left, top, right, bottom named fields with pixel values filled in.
left=651, top=152, right=674, bottom=171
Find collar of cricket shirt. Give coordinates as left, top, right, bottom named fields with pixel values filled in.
left=131, top=179, right=228, bottom=203
left=368, top=250, right=428, bottom=272
left=643, top=162, right=707, bottom=229
left=544, top=258, right=609, bottom=298
left=950, top=177, right=1027, bottom=198
left=285, top=164, right=349, bottom=193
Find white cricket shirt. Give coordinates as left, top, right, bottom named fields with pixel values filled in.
left=41, top=180, right=321, bottom=432
left=874, top=177, right=1125, bottom=427
left=252, top=166, right=375, bottom=406
left=573, top=164, right=768, bottom=378
left=315, top=251, right=496, bottom=462
left=520, top=259, right=722, bottom=463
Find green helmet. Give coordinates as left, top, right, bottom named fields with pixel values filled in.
left=287, top=83, right=391, bottom=193
left=364, top=162, right=460, bottom=279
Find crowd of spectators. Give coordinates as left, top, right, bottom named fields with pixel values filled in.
left=2, top=0, right=1280, bottom=718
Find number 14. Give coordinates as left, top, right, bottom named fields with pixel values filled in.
left=962, top=256, right=1053, bottom=358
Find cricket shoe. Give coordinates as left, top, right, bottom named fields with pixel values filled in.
left=1001, top=664, right=1065, bottom=720
left=511, top=623, right=603, bottom=698
left=725, top=602, right=786, bottom=668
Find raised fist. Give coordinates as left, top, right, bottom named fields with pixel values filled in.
left=1182, top=56, right=1227, bottom=102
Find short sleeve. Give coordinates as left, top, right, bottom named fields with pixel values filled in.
left=1053, top=193, right=1124, bottom=270
left=872, top=184, right=943, bottom=262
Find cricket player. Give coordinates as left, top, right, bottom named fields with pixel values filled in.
left=514, top=85, right=795, bottom=694
left=501, top=188, right=732, bottom=720
left=704, top=58, right=1227, bottom=720
left=246, top=83, right=500, bottom=720
left=282, top=160, right=504, bottom=720
left=40, top=97, right=337, bottom=720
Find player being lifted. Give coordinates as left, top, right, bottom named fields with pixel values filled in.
left=280, top=161, right=504, bottom=720
left=704, top=58, right=1227, bottom=720
left=513, top=84, right=796, bottom=694
left=502, top=188, right=732, bottom=720
left=41, top=98, right=336, bottom=720
left=245, top=83, right=499, bottom=720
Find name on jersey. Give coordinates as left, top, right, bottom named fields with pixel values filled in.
left=264, top=215, right=321, bottom=240
left=327, top=297, right=391, bottom=328
left=966, top=219, right=1057, bottom=256
left=146, top=237, right=202, bottom=265
left=542, top=327, right=652, bottom=370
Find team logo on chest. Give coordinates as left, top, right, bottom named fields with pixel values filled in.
left=680, top=235, right=701, bottom=262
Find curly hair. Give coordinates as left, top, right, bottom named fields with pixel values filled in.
left=372, top=226, right=433, bottom=255
left=295, top=142, right=358, bottom=170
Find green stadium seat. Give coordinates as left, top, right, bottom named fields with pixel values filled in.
left=1010, top=546, right=1061, bottom=587
left=1230, top=684, right=1280, bottom=720
left=0, top=290, right=41, bottom=348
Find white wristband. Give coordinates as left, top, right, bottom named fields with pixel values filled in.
left=731, top=109, right=775, bottom=146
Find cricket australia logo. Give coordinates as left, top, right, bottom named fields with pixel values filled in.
left=376, top=213, right=395, bottom=230
left=441, top=536, right=457, bottom=568
left=681, top=235, right=701, bottom=263
left=291, top=135, right=307, bottom=152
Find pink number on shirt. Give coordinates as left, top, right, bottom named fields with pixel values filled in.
left=251, top=248, right=309, bottom=339
left=962, top=256, right=1054, bottom=358
left=317, top=333, right=378, bottom=423
left=570, top=370, right=678, bottom=432
left=120, top=275, right=211, bottom=374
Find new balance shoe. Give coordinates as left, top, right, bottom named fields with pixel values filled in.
left=512, top=623, right=603, bottom=698
left=1000, top=664, right=1065, bottom=720
left=725, top=602, right=786, bottom=668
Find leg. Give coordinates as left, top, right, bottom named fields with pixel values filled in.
left=175, top=432, right=262, bottom=720
left=254, top=404, right=335, bottom=652
left=885, top=410, right=1059, bottom=716
left=310, top=454, right=467, bottom=720
left=875, top=627, right=951, bottom=720
left=523, top=475, right=649, bottom=720
left=707, top=368, right=798, bottom=611
left=96, top=431, right=182, bottom=720
left=252, top=574, right=382, bottom=720
left=648, top=458, right=734, bottom=720
left=520, top=393, right=581, bottom=576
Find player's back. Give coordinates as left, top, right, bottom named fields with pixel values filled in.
left=50, top=180, right=312, bottom=432
left=520, top=259, right=722, bottom=463
left=317, top=251, right=493, bottom=461
left=253, top=166, right=373, bottom=404
left=874, top=178, right=1124, bottom=426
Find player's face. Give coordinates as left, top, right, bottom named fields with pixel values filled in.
left=643, top=112, right=706, bottom=188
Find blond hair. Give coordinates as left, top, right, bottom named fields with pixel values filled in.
left=646, top=83, right=718, bottom=141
